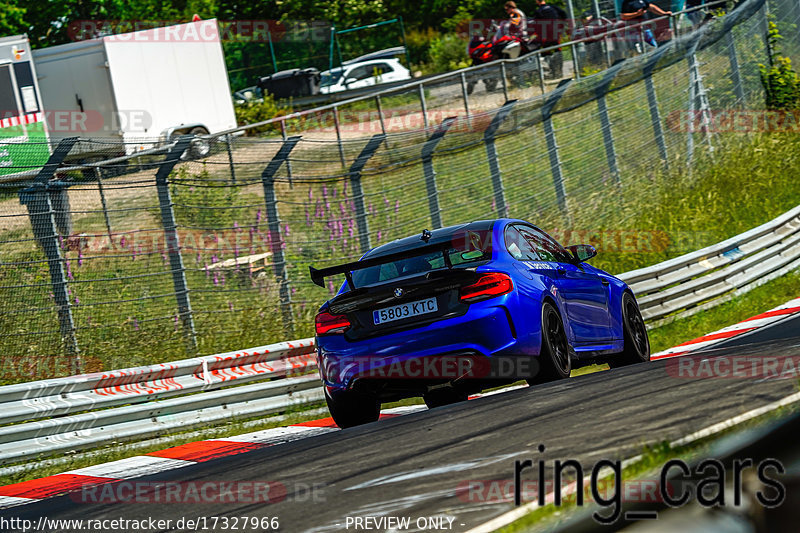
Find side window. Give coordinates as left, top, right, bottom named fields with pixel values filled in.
left=504, top=225, right=540, bottom=261
left=373, top=62, right=392, bottom=75
left=347, top=66, right=370, bottom=81
left=518, top=226, right=572, bottom=263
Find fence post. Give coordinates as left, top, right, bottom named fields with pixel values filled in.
left=418, top=83, right=430, bottom=130
left=279, top=121, right=295, bottom=188
left=500, top=62, right=510, bottom=101
left=332, top=106, right=347, bottom=167
left=350, top=134, right=386, bottom=254
left=644, top=47, right=670, bottom=165
left=542, top=81, right=571, bottom=215
left=154, top=136, right=197, bottom=353
left=460, top=72, right=472, bottom=117
left=226, top=133, right=237, bottom=183
left=421, top=117, right=456, bottom=229
left=18, top=137, right=79, bottom=355
left=726, top=31, right=745, bottom=105
left=260, top=136, right=302, bottom=337
left=375, top=95, right=388, bottom=138
left=595, top=63, right=623, bottom=185
left=686, top=37, right=714, bottom=166
left=484, top=100, right=517, bottom=218
left=93, top=166, right=114, bottom=240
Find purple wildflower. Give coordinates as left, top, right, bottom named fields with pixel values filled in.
left=377, top=230, right=382, bottom=241
left=256, top=209, right=262, bottom=222
left=395, top=200, right=400, bottom=214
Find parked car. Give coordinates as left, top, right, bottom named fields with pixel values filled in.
left=310, top=219, right=650, bottom=428
left=320, top=53, right=411, bottom=94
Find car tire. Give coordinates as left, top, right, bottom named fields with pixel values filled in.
left=325, top=389, right=380, bottom=428
left=609, top=292, right=650, bottom=368
left=466, top=80, right=477, bottom=95
left=528, top=301, right=571, bottom=385
left=484, top=78, right=498, bottom=92
left=423, top=388, right=468, bottom=409
left=186, top=127, right=211, bottom=160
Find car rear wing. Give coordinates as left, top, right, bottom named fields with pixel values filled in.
left=309, top=241, right=454, bottom=289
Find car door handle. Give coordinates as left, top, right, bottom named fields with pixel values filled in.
left=601, top=279, right=610, bottom=286
left=556, top=266, right=566, bottom=275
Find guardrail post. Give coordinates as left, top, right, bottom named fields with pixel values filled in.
left=261, top=136, right=302, bottom=337
left=542, top=81, right=571, bottom=215
left=595, top=64, right=622, bottom=185
left=484, top=100, right=516, bottom=218
left=18, top=137, right=79, bottom=355
left=421, top=117, right=456, bottom=229
left=726, top=31, right=745, bottom=104
left=332, top=106, right=347, bottom=167
left=350, top=134, right=385, bottom=254
left=154, top=136, right=197, bottom=353
left=644, top=47, right=670, bottom=166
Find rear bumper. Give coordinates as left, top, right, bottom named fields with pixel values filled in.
left=317, top=302, right=523, bottom=396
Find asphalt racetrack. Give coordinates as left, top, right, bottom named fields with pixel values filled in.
left=6, top=314, right=800, bottom=532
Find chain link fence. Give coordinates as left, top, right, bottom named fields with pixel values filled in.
left=0, top=0, right=793, bottom=379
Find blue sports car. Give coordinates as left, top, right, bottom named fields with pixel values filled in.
left=309, top=219, right=650, bottom=428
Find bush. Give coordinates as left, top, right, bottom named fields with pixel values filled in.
left=234, top=94, right=290, bottom=136
left=759, top=21, right=800, bottom=110
left=425, top=34, right=471, bottom=74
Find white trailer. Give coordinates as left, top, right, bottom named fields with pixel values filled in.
left=32, top=19, right=237, bottom=161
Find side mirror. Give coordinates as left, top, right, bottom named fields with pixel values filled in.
left=567, top=244, right=597, bottom=262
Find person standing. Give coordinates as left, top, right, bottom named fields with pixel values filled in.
left=532, top=0, right=567, bottom=77
left=504, top=1, right=529, bottom=37
left=620, top=0, right=672, bottom=52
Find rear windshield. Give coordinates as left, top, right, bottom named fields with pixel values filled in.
left=351, top=242, right=491, bottom=287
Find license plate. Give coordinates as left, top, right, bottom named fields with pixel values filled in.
left=373, top=297, right=438, bottom=325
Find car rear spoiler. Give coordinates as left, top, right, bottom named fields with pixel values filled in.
left=309, top=240, right=454, bottom=289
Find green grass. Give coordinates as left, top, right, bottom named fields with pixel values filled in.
left=648, top=270, right=800, bottom=353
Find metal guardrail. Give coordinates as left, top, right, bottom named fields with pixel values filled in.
left=619, top=204, right=800, bottom=322
left=0, top=339, right=318, bottom=464
left=1, top=202, right=797, bottom=465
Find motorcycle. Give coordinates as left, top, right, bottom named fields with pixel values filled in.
left=466, top=20, right=539, bottom=94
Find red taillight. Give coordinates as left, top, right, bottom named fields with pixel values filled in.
left=459, top=272, right=514, bottom=302
left=315, top=311, right=351, bottom=336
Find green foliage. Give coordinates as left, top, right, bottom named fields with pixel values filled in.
left=169, top=166, right=241, bottom=229
left=0, top=1, right=25, bottom=36
left=760, top=21, right=800, bottom=110
left=233, top=94, right=290, bottom=135
left=425, top=33, right=470, bottom=74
